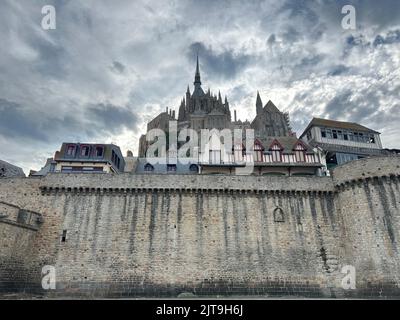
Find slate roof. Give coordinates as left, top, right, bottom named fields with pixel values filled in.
left=263, top=100, right=281, bottom=113
left=300, top=117, right=380, bottom=138
left=0, top=160, right=25, bottom=178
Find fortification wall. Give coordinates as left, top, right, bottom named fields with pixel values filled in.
left=332, top=156, right=400, bottom=297
left=0, top=156, right=399, bottom=298
left=0, top=179, right=44, bottom=293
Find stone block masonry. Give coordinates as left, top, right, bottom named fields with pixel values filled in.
left=0, top=156, right=400, bottom=298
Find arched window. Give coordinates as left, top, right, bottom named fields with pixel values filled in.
left=273, top=207, right=285, bottom=222
left=144, top=163, right=154, bottom=172
left=189, top=164, right=199, bottom=172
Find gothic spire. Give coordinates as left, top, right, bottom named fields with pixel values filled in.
left=225, top=95, right=230, bottom=114
left=256, top=91, right=263, bottom=115
left=194, top=54, right=201, bottom=86
left=178, top=98, right=185, bottom=121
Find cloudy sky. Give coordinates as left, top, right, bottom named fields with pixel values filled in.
left=0, top=0, right=399, bottom=173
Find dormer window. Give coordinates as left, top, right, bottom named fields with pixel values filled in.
left=80, top=145, right=90, bottom=157
left=95, top=146, right=104, bottom=157
left=66, top=145, right=76, bottom=157
left=254, top=140, right=264, bottom=162
left=270, top=141, right=283, bottom=162
left=294, top=142, right=306, bottom=162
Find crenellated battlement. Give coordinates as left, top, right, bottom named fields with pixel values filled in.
left=39, top=186, right=336, bottom=196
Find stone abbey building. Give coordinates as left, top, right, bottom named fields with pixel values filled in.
left=1, top=58, right=400, bottom=299
left=137, top=58, right=324, bottom=176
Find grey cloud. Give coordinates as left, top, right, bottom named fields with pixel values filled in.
left=346, top=29, right=400, bottom=50
left=267, top=34, right=276, bottom=46
left=1, top=0, right=400, bottom=172
left=353, top=0, right=400, bottom=30
left=187, top=42, right=252, bottom=80
left=281, top=26, right=302, bottom=43
left=87, top=103, right=139, bottom=132
left=300, top=55, right=325, bottom=67
left=323, top=90, right=380, bottom=124
left=328, top=65, right=350, bottom=77
left=31, top=40, right=68, bottom=78
left=0, top=99, right=48, bottom=141
left=278, top=0, right=319, bottom=24
left=0, top=98, right=139, bottom=143
left=287, top=54, right=326, bottom=81
left=111, top=61, right=126, bottom=74
left=323, top=91, right=353, bottom=119
left=345, top=34, right=369, bottom=47
left=373, top=30, right=400, bottom=46
left=290, top=108, right=312, bottom=136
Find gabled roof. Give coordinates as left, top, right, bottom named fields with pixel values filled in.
left=268, top=138, right=284, bottom=150
left=300, top=117, right=380, bottom=138
left=254, top=138, right=265, bottom=149
left=263, top=100, right=281, bottom=113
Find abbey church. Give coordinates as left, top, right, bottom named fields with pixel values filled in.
left=137, top=57, right=325, bottom=176
left=140, top=56, right=292, bottom=148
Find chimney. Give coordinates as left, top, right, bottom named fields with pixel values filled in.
left=234, top=110, right=237, bottom=122
left=166, top=107, right=168, bottom=114
left=172, top=110, right=176, bottom=118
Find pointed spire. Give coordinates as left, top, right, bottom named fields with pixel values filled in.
left=225, top=95, right=230, bottom=114
left=187, top=85, right=190, bottom=94
left=218, top=90, right=222, bottom=103
left=194, top=54, right=201, bottom=86
left=178, top=98, right=185, bottom=121
left=256, top=91, right=263, bottom=115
